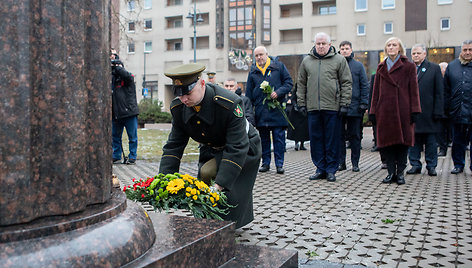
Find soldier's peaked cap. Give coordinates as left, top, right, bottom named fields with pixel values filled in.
left=165, top=63, right=206, bottom=96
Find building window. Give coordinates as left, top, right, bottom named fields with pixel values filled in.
left=128, top=0, right=135, bottom=11
left=313, top=0, right=336, bottom=15
left=280, top=4, right=303, bottom=18
left=144, top=41, right=152, bottom=53
left=191, top=36, right=210, bottom=49
left=355, top=0, right=368, bottom=11
left=166, top=16, right=183, bottom=28
left=319, top=6, right=336, bottom=15
left=167, top=0, right=182, bottom=6
left=166, top=39, right=183, bottom=51
left=128, top=21, right=135, bottom=32
left=438, top=0, right=453, bottom=4
left=357, top=24, right=366, bottom=36
left=216, top=0, right=224, bottom=48
left=144, top=0, right=152, bottom=9
left=280, top=29, right=303, bottom=43
left=228, top=0, right=256, bottom=71
left=382, top=0, right=395, bottom=9
left=384, top=22, right=393, bottom=34
left=440, top=17, right=450, bottom=30
left=128, top=43, right=135, bottom=54
left=262, top=0, right=271, bottom=44
left=144, top=19, right=152, bottom=31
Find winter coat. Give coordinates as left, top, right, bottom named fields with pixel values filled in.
left=287, top=84, right=309, bottom=142
left=444, top=58, right=472, bottom=124
left=345, top=54, right=369, bottom=117
left=246, top=56, right=294, bottom=128
left=112, top=66, right=139, bottom=120
left=369, top=55, right=421, bottom=148
left=415, top=60, right=444, bottom=133
left=297, top=46, right=352, bottom=112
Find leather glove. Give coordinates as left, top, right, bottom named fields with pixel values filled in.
left=358, top=104, right=368, bottom=114
left=368, top=114, right=376, bottom=125
left=338, top=106, right=348, bottom=117
left=298, top=106, right=307, bottom=117
left=410, top=113, right=419, bottom=124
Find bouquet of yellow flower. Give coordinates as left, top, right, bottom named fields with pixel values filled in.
left=260, top=81, right=294, bottom=129
left=123, top=173, right=233, bottom=220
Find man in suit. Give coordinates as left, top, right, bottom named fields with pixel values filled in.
left=406, top=44, right=444, bottom=176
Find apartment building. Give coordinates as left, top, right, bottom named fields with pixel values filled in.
left=116, top=0, right=472, bottom=111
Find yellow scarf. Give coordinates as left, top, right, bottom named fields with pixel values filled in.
left=256, top=57, right=271, bottom=76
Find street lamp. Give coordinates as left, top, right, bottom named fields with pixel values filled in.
left=186, top=1, right=204, bottom=63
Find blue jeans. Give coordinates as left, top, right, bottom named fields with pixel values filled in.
left=112, top=115, right=138, bottom=160
left=408, top=133, right=438, bottom=169
left=258, top=126, right=285, bottom=168
left=308, top=110, right=342, bottom=174
left=451, top=123, right=472, bottom=169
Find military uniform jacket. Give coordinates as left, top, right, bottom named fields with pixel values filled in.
left=159, top=83, right=260, bottom=191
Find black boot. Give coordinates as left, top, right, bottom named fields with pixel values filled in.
left=299, top=142, right=307, bottom=150
left=382, top=174, right=396, bottom=183
left=396, top=173, right=405, bottom=185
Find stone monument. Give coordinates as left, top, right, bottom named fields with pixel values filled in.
left=0, top=1, right=155, bottom=266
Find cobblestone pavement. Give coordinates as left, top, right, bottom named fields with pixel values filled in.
left=113, top=128, right=472, bottom=267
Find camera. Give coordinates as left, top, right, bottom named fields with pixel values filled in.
left=111, top=59, right=123, bottom=66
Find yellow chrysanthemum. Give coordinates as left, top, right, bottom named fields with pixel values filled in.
left=212, top=203, right=217, bottom=207
left=186, top=187, right=192, bottom=192
left=191, top=188, right=197, bottom=195
left=211, top=192, right=220, bottom=201
left=210, top=197, right=215, bottom=203
left=181, top=174, right=195, bottom=184
left=166, top=179, right=185, bottom=194
left=186, top=193, right=191, bottom=197
left=192, top=195, right=198, bottom=200
left=194, top=180, right=209, bottom=190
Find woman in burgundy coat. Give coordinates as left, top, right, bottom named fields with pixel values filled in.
left=369, top=37, right=421, bottom=185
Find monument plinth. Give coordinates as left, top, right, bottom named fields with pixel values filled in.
left=0, top=1, right=155, bottom=266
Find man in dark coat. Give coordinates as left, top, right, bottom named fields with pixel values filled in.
left=111, top=50, right=139, bottom=165
left=338, top=41, right=369, bottom=172
left=444, top=40, right=472, bottom=174
left=246, top=46, right=293, bottom=174
left=406, top=44, right=444, bottom=176
left=223, top=78, right=255, bottom=126
left=159, top=63, right=262, bottom=229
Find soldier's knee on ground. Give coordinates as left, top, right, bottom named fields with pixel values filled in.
left=199, top=158, right=217, bottom=185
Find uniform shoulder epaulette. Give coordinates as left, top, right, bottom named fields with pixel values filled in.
left=212, top=85, right=239, bottom=110
left=170, top=97, right=183, bottom=110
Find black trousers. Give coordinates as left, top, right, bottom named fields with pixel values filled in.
left=381, top=145, right=409, bottom=175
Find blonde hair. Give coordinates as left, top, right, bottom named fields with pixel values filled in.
left=384, top=37, right=405, bottom=56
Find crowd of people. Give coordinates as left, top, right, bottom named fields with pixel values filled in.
left=112, top=36, right=472, bottom=228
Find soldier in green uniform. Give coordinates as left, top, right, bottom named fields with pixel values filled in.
left=160, top=63, right=262, bottom=228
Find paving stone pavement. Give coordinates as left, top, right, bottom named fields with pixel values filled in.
left=113, top=128, right=472, bottom=267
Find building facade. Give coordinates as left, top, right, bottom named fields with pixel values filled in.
left=116, top=0, right=472, bottom=111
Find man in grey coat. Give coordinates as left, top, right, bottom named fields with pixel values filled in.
left=297, top=32, right=352, bottom=182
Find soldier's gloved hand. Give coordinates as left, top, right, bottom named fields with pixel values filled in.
left=411, top=113, right=420, bottom=124
left=368, top=114, right=376, bottom=125
left=298, top=106, right=307, bottom=117
left=338, top=106, right=348, bottom=117
left=358, top=104, right=368, bottom=114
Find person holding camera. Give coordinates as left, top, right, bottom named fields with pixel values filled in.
left=111, top=49, right=139, bottom=164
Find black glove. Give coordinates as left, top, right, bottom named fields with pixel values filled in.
left=298, top=106, right=307, bottom=117
left=411, top=113, right=419, bottom=124
left=338, top=106, right=348, bottom=117
left=358, top=104, right=368, bottom=114
left=368, top=114, right=376, bottom=125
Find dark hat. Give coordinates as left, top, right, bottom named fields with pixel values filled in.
left=165, top=63, right=206, bottom=96
left=207, top=71, right=216, bottom=79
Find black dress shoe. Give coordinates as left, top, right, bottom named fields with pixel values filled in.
left=406, top=166, right=421, bottom=174
left=338, top=163, right=347, bottom=171
left=382, top=174, right=396, bottom=183
left=451, top=167, right=464, bottom=174
left=276, top=166, right=285, bottom=174
left=294, top=142, right=299, bottom=151
left=326, top=173, right=336, bottom=182
left=352, top=166, right=360, bottom=172
left=299, top=143, right=307, bottom=150
left=396, top=174, right=405, bottom=185
left=309, top=173, right=326, bottom=180
left=427, top=168, right=437, bottom=176
left=438, top=149, right=446, bottom=157
left=259, top=165, right=270, bottom=172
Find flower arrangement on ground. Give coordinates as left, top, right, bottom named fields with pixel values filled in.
left=123, top=173, right=233, bottom=220
left=260, top=80, right=294, bottom=129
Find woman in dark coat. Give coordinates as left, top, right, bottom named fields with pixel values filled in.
left=369, top=37, right=421, bottom=185
left=287, top=84, right=309, bottom=150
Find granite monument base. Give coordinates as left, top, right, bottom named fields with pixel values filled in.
left=0, top=189, right=155, bottom=267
